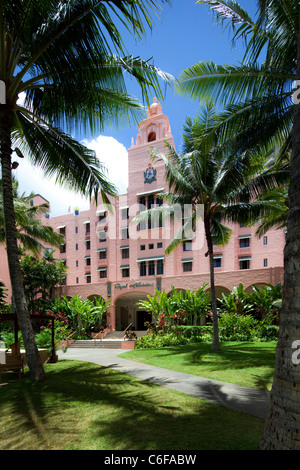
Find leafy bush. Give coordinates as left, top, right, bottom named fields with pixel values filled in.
left=136, top=283, right=210, bottom=330
left=49, top=294, right=110, bottom=338
left=135, top=314, right=278, bottom=349
left=218, top=312, right=257, bottom=341
left=35, top=319, right=70, bottom=351
left=135, top=326, right=213, bottom=349
left=0, top=330, right=23, bottom=348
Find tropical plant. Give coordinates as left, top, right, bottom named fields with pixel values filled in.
left=50, top=294, right=110, bottom=338
left=136, top=284, right=210, bottom=332
left=218, top=283, right=254, bottom=316
left=250, top=283, right=282, bottom=319
left=0, top=177, right=63, bottom=255
left=218, top=312, right=257, bottom=342
left=134, top=103, right=273, bottom=350
left=19, top=251, right=67, bottom=314
left=0, top=0, right=172, bottom=381
left=179, top=0, right=299, bottom=450
left=178, top=0, right=292, bottom=230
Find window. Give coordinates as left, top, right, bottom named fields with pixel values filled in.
left=122, top=248, right=129, bottom=259
left=99, top=211, right=106, bottom=222
left=60, top=243, right=66, bottom=254
left=148, top=260, right=155, bottom=276
left=76, top=277, right=79, bottom=284
left=183, top=261, right=193, bottom=272
left=139, top=196, right=146, bottom=211
left=76, top=260, right=78, bottom=267
left=137, top=221, right=146, bottom=231
left=239, top=259, right=250, bottom=269
left=147, top=194, right=154, bottom=210
left=86, top=240, right=91, bottom=250
left=98, top=229, right=106, bottom=242
left=86, top=274, right=91, bottom=283
left=76, top=243, right=78, bottom=250
left=148, top=131, right=156, bottom=142
left=85, top=222, right=90, bottom=234
left=140, top=261, right=147, bottom=277
left=121, top=227, right=129, bottom=240
left=183, top=241, right=192, bottom=251
left=140, top=245, right=146, bottom=251
left=75, top=226, right=78, bottom=233
left=99, top=269, right=107, bottom=279
left=213, top=258, right=222, bottom=268
left=264, top=258, right=268, bottom=267
left=157, top=259, right=164, bottom=275
left=122, top=267, right=130, bottom=278
left=122, top=208, right=129, bottom=220
left=86, top=257, right=91, bottom=266
left=157, top=242, right=163, bottom=249
left=99, top=250, right=107, bottom=260
left=239, top=237, right=250, bottom=248
left=43, top=247, right=52, bottom=257
left=59, top=226, right=66, bottom=236
left=263, top=236, right=268, bottom=245
left=149, top=243, right=154, bottom=250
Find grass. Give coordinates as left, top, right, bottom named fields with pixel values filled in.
left=0, top=359, right=265, bottom=450
left=120, top=341, right=277, bottom=391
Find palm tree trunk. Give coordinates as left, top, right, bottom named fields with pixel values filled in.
left=259, top=10, right=300, bottom=450
left=0, top=107, right=46, bottom=382
left=204, top=214, right=220, bottom=351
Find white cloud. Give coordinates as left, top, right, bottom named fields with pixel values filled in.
left=15, top=135, right=128, bottom=217
left=82, top=135, right=128, bottom=195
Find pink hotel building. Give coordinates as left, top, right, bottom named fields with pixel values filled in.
left=0, top=99, right=285, bottom=331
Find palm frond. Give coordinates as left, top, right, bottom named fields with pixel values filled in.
left=14, top=109, right=117, bottom=205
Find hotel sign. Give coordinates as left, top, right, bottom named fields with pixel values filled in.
left=114, top=281, right=154, bottom=290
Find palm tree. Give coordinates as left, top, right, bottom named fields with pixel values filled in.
left=0, top=0, right=172, bottom=381
left=134, top=103, right=270, bottom=351
left=0, top=177, right=64, bottom=254
left=179, top=0, right=300, bottom=450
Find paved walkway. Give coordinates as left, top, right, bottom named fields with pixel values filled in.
left=57, top=348, right=270, bottom=419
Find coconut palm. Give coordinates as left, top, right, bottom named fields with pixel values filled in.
left=178, top=0, right=293, bottom=209
left=179, top=0, right=300, bottom=450
left=134, top=102, right=271, bottom=350
left=0, top=177, right=64, bottom=254
left=0, top=0, right=172, bottom=381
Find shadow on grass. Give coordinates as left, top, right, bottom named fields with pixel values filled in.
left=0, top=360, right=265, bottom=450
left=130, top=342, right=276, bottom=391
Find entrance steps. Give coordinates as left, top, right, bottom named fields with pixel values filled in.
left=68, top=339, right=123, bottom=349
left=67, top=331, right=147, bottom=349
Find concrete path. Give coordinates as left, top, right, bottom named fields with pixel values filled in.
left=57, top=348, right=270, bottom=419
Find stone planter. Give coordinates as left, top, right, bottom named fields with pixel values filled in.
left=121, top=340, right=136, bottom=350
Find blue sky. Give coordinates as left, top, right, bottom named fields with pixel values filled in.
left=15, top=0, right=258, bottom=216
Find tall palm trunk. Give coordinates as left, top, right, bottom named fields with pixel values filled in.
left=204, top=212, right=220, bottom=351
left=259, top=10, right=300, bottom=450
left=0, top=106, right=45, bottom=382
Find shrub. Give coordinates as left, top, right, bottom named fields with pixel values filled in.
left=35, top=319, right=71, bottom=351
left=218, top=312, right=257, bottom=341
left=135, top=315, right=277, bottom=349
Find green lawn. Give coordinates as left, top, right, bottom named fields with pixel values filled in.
left=0, top=359, right=264, bottom=450
left=120, top=341, right=277, bottom=391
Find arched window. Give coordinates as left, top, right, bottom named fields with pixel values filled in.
left=148, top=131, right=156, bottom=142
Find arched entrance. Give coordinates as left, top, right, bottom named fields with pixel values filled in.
left=115, top=292, right=151, bottom=331
left=205, top=286, right=231, bottom=307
